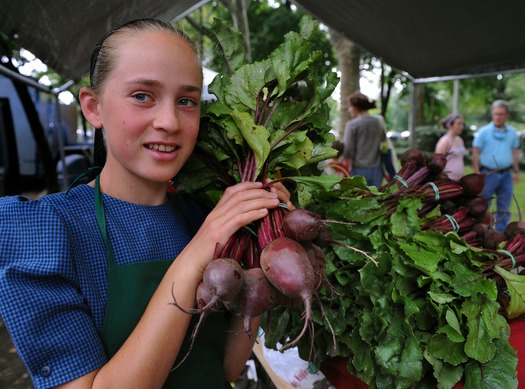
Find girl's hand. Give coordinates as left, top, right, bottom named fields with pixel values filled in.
left=186, top=182, right=280, bottom=274
left=263, top=178, right=295, bottom=210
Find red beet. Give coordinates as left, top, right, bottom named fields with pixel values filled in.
left=467, top=196, right=489, bottom=218
left=472, top=223, right=489, bottom=238
left=196, top=281, right=222, bottom=311
left=203, top=258, right=244, bottom=305
left=260, top=236, right=315, bottom=350
left=504, top=221, right=525, bottom=240
left=169, top=259, right=243, bottom=369
left=483, top=229, right=506, bottom=250
left=460, top=173, right=485, bottom=198
left=427, top=153, right=447, bottom=174
left=282, top=208, right=352, bottom=242
left=171, top=257, right=244, bottom=314
left=224, top=267, right=283, bottom=338
left=399, top=148, right=426, bottom=167
left=282, top=209, right=325, bottom=241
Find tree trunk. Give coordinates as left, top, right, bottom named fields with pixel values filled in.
left=414, top=83, right=426, bottom=127
left=221, top=0, right=252, bottom=62
left=329, top=29, right=362, bottom=138
left=379, top=61, right=396, bottom=119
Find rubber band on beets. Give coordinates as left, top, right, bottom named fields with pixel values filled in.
left=393, top=175, right=408, bottom=188
left=497, top=249, right=517, bottom=270
left=428, top=182, right=440, bottom=201
left=444, top=214, right=460, bottom=232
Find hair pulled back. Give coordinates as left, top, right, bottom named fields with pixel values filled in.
left=440, top=113, right=462, bottom=129
left=348, top=91, right=376, bottom=111
left=89, top=18, right=198, bottom=92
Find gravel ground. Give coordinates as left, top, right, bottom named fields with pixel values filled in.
left=0, top=319, right=32, bottom=388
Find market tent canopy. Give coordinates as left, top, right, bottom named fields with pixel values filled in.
left=0, top=0, right=209, bottom=82
left=2, top=0, right=525, bottom=82
left=294, top=0, right=525, bottom=82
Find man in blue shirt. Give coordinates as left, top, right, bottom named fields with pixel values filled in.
left=472, top=100, right=521, bottom=232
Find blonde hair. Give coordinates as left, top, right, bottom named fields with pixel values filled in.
left=89, top=19, right=199, bottom=93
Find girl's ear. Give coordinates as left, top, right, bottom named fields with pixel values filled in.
left=79, top=86, right=103, bottom=129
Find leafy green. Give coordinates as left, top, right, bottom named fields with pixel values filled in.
left=172, top=15, right=338, bottom=206
left=262, top=179, right=518, bottom=388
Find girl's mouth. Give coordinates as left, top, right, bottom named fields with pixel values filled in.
left=146, top=144, right=177, bottom=152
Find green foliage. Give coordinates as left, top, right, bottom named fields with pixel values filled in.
left=412, top=126, right=442, bottom=154
left=172, top=15, right=339, bottom=208
left=262, top=177, right=519, bottom=388
left=247, top=1, right=336, bottom=75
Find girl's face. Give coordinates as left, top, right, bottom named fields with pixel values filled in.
left=88, top=30, right=202, bottom=186
left=450, top=117, right=464, bottom=135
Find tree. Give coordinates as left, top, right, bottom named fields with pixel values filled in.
left=329, top=28, right=361, bottom=137
left=220, top=0, right=252, bottom=62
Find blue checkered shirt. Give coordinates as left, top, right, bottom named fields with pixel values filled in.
left=0, top=185, right=206, bottom=388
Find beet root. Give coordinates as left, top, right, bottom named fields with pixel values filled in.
left=483, top=229, right=506, bottom=250
left=504, top=221, right=525, bottom=240
left=203, top=257, right=244, bottom=303
left=467, top=196, right=489, bottom=218
left=399, top=148, right=426, bottom=167
left=171, top=257, right=244, bottom=315
left=196, top=281, right=222, bottom=311
left=282, top=208, right=353, bottom=242
left=282, top=208, right=326, bottom=241
left=260, top=236, right=315, bottom=350
left=224, top=267, right=283, bottom=338
left=460, top=173, right=485, bottom=198
left=427, top=153, right=447, bottom=174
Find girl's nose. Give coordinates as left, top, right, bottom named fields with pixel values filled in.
left=154, top=102, right=180, bottom=132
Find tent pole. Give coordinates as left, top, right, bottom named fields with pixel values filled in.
left=409, top=81, right=416, bottom=148
left=453, top=79, right=459, bottom=113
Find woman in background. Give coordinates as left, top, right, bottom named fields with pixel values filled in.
left=342, top=91, right=385, bottom=187
left=435, top=113, right=467, bottom=181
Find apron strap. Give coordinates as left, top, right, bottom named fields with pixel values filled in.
left=95, top=175, right=116, bottom=265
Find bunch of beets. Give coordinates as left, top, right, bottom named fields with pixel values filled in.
left=379, top=148, right=525, bottom=280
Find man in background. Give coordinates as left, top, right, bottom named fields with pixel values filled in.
left=472, top=100, right=520, bottom=232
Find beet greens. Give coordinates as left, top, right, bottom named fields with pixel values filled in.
left=167, top=16, right=522, bottom=389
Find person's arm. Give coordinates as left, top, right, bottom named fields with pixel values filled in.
left=58, top=182, right=282, bottom=389
left=223, top=315, right=261, bottom=382
left=472, top=147, right=481, bottom=174
left=435, top=137, right=449, bottom=155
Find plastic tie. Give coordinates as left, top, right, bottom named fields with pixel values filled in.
left=393, top=175, right=409, bottom=188
left=428, top=182, right=440, bottom=201
left=498, top=249, right=517, bottom=270
left=444, top=214, right=460, bottom=232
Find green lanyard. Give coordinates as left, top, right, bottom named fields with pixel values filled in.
left=95, top=175, right=114, bottom=263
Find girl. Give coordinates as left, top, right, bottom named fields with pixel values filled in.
left=435, top=113, right=467, bottom=181
left=0, top=19, right=291, bottom=388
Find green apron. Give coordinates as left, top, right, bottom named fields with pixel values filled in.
left=94, top=176, right=228, bottom=388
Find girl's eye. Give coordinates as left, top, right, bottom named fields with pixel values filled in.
left=178, top=98, right=197, bottom=107
left=132, top=93, right=150, bottom=102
